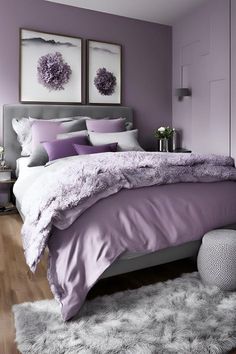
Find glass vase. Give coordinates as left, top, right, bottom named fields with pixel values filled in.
left=158, top=138, right=169, bottom=152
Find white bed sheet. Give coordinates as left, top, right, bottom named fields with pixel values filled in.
left=14, top=157, right=146, bottom=261
left=14, top=157, right=45, bottom=212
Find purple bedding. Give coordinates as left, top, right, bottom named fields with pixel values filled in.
left=47, top=181, right=236, bottom=320
left=20, top=152, right=236, bottom=320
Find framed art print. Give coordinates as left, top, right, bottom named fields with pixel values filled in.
left=87, top=40, right=122, bottom=105
left=20, top=29, right=83, bottom=104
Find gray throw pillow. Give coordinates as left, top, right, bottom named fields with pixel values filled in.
left=89, top=130, right=143, bottom=152
left=61, top=119, right=90, bottom=133
left=27, top=144, right=48, bottom=167
left=57, top=130, right=88, bottom=140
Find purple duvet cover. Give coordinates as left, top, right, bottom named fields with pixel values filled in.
left=20, top=152, right=236, bottom=320
left=48, top=181, right=236, bottom=320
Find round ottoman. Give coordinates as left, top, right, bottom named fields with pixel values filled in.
left=197, top=229, right=236, bottom=290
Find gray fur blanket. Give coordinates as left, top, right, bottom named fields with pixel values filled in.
left=21, top=152, right=236, bottom=271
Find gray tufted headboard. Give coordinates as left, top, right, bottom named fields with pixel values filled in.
left=3, top=104, right=133, bottom=170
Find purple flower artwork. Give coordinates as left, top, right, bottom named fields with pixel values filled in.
left=94, top=67, right=117, bottom=96
left=37, top=52, right=72, bottom=91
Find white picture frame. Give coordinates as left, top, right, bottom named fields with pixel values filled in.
left=20, top=29, right=83, bottom=104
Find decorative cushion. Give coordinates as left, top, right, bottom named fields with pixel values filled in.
left=12, top=116, right=91, bottom=157
left=43, top=136, right=89, bottom=162
left=197, top=229, right=236, bottom=291
left=86, top=118, right=126, bottom=133
left=74, top=143, right=118, bottom=155
left=89, top=130, right=143, bottom=152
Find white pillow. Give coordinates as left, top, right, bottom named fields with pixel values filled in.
left=12, top=118, right=32, bottom=156
left=125, top=122, right=133, bottom=131
left=89, top=129, right=143, bottom=152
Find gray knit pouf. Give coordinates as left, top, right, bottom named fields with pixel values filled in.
left=197, top=229, right=236, bottom=290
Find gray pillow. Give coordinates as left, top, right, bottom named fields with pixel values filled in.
left=57, top=130, right=88, bottom=140
left=27, top=144, right=48, bottom=167
left=61, top=119, right=90, bottom=133
left=89, top=130, right=143, bottom=152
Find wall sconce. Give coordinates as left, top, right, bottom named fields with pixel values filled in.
left=176, top=65, right=192, bottom=101
left=175, top=88, right=192, bottom=101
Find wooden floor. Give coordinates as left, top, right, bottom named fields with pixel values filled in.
left=0, top=214, right=236, bottom=354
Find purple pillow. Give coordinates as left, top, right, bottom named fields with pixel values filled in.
left=86, top=118, right=126, bottom=133
left=42, top=136, right=89, bottom=161
left=74, top=143, right=118, bottom=155
left=31, top=121, right=63, bottom=149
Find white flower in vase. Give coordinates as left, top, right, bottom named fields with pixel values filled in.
left=0, top=146, right=5, bottom=168
left=154, top=127, right=174, bottom=152
left=157, top=127, right=165, bottom=132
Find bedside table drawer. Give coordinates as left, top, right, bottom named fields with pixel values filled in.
left=0, top=170, right=11, bottom=181
left=0, top=184, right=10, bottom=206
left=0, top=169, right=16, bottom=211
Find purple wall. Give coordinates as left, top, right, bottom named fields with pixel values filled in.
left=172, top=0, right=230, bottom=155
left=231, top=0, right=236, bottom=160
left=0, top=0, right=172, bottom=149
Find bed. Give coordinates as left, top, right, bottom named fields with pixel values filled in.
left=3, top=104, right=236, bottom=320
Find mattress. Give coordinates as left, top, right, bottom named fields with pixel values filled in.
left=14, top=157, right=146, bottom=261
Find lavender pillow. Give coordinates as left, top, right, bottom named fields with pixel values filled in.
left=43, top=136, right=89, bottom=162
left=28, top=121, right=64, bottom=166
left=74, top=143, right=118, bottom=155
left=86, top=118, right=126, bottom=133
left=31, top=121, right=63, bottom=150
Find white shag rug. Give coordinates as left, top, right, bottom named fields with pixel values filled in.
left=13, top=272, right=236, bottom=354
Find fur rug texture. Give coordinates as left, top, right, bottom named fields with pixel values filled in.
left=13, top=272, right=236, bottom=354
